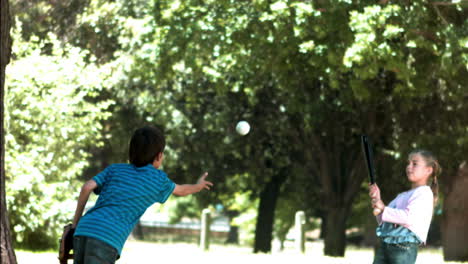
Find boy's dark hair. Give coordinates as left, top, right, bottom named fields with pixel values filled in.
left=129, top=126, right=165, bottom=167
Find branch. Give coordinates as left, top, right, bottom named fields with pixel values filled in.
left=431, top=3, right=449, bottom=25
left=432, top=1, right=464, bottom=6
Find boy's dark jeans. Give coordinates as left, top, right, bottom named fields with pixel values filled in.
left=74, top=236, right=118, bottom=264
left=373, top=241, right=419, bottom=264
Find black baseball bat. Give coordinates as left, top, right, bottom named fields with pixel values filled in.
left=361, top=135, right=376, bottom=185
left=361, top=135, right=381, bottom=216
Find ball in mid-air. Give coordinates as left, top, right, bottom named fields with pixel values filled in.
left=236, top=121, right=250, bottom=136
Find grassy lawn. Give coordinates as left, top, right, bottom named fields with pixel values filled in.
left=16, top=240, right=466, bottom=264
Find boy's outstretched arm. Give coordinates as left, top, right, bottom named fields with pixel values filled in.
left=173, top=172, right=213, bottom=196
left=72, top=180, right=98, bottom=228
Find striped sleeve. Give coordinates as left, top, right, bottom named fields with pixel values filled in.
left=158, top=172, right=175, bottom=203
left=93, top=165, right=113, bottom=195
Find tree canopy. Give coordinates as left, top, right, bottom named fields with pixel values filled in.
left=5, top=26, right=113, bottom=249
left=4, top=0, right=468, bottom=259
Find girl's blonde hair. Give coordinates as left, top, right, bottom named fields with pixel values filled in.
left=409, top=149, right=442, bottom=207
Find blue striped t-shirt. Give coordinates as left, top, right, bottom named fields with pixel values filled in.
left=74, top=163, right=175, bottom=255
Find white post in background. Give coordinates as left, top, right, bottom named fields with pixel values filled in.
left=200, top=208, right=211, bottom=251
left=295, top=211, right=306, bottom=253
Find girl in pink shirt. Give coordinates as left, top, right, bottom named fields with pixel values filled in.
left=369, top=149, right=441, bottom=264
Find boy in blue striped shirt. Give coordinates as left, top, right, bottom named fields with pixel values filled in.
left=72, top=126, right=213, bottom=264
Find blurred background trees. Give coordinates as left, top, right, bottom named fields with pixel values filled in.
left=3, top=0, right=467, bottom=260
left=5, top=26, right=113, bottom=249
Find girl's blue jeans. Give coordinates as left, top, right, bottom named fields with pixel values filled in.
left=73, top=236, right=118, bottom=264
left=373, top=241, right=419, bottom=264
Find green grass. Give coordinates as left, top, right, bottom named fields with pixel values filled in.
left=15, top=240, right=467, bottom=264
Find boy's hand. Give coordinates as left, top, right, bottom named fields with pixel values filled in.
left=197, top=172, right=213, bottom=191
left=173, top=173, right=213, bottom=196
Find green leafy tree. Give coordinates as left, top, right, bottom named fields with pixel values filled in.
left=13, top=0, right=466, bottom=258
left=5, top=27, right=113, bottom=249
left=343, top=2, right=467, bottom=258
left=139, top=0, right=467, bottom=256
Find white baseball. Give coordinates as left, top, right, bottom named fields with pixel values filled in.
left=236, top=121, right=250, bottom=136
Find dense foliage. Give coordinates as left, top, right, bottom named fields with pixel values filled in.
left=5, top=26, right=113, bottom=249
left=5, top=0, right=467, bottom=257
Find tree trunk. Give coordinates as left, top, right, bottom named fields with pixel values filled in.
left=224, top=210, right=239, bottom=244
left=225, top=226, right=239, bottom=244
left=442, top=161, right=468, bottom=261
left=319, top=212, right=326, bottom=239
left=1, top=0, right=17, bottom=262
left=362, top=212, right=379, bottom=247
left=323, top=207, right=348, bottom=257
left=253, top=175, right=284, bottom=253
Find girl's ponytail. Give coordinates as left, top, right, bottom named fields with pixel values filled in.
left=430, top=159, right=441, bottom=207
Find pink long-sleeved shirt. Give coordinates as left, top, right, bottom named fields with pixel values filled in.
left=377, top=185, right=434, bottom=243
